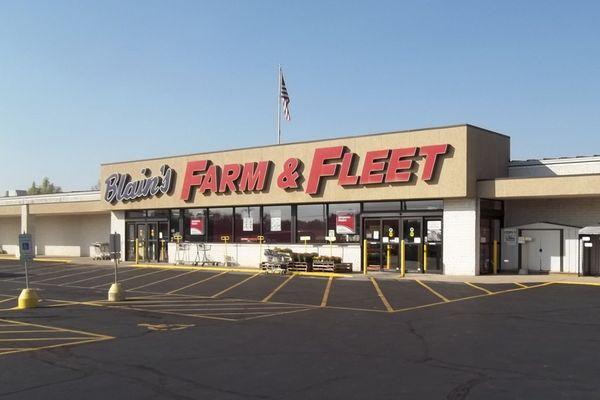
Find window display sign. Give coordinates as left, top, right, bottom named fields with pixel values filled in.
left=336, top=212, right=355, bottom=234
left=190, top=218, right=204, bottom=235
left=426, top=220, right=442, bottom=242
left=242, top=209, right=254, bottom=232
left=270, top=210, right=282, bottom=232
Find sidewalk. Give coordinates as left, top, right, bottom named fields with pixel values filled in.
left=3, top=255, right=599, bottom=284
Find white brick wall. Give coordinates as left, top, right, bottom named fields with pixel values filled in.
left=443, top=198, right=479, bottom=275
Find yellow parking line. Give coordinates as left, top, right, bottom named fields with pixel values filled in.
left=416, top=280, right=450, bottom=302
left=0, top=330, right=58, bottom=334
left=168, top=271, right=228, bottom=295
left=464, top=282, right=493, bottom=294
left=514, top=282, right=528, bottom=288
left=35, top=267, right=106, bottom=283
left=91, top=269, right=164, bottom=288
left=320, top=277, right=333, bottom=307
left=262, top=274, right=296, bottom=302
left=553, top=281, right=600, bottom=287
left=370, top=277, right=394, bottom=312
left=211, top=273, right=260, bottom=298
left=63, top=268, right=139, bottom=285
left=0, top=297, right=15, bottom=305
left=129, top=270, right=198, bottom=291
left=3, top=264, right=91, bottom=281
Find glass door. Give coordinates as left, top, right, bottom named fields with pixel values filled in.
left=424, top=218, right=443, bottom=273
left=402, top=218, right=422, bottom=272
left=382, top=219, right=400, bottom=270
left=126, top=222, right=136, bottom=261
left=147, top=223, right=159, bottom=262
left=136, top=223, right=147, bottom=262
left=363, top=218, right=400, bottom=271
left=158, top=222, right=169, bottom=262
left=364, top=219, right=382, bottom=270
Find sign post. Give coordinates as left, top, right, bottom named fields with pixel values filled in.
left=299, top=236, right=311, bottom=253
left=257, top=235, right=265, bottom=267
left=17, top=233, right=38, bottom=309
left=221, top=236, right=230, bottom=267
left=108, top=233, right=125, bottom=302
left=325, top=236, right=336, bottom=258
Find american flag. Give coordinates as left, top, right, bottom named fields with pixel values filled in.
left=280, top=72, right=291, bottom=121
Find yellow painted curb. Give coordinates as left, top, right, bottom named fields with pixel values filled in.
left=554, top=281, right=600, bottom=287
left=132, top=263, right=354, bottom=278
left=0, top=256, right=72, bottom=263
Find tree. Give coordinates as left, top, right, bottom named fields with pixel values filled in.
left=27, top=177, right=62, bottom=195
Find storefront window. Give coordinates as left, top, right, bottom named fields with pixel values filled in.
left=296, top=204, right=326, bottom=243
left=170, top=209, right=181, bottom=239
left=147, top=209, right=169, bottom=218
left=125, top=210, right=146, bottom=218
left=362, top=201, right=401, bottom=212
left=403, top=200, right=443, bottom=210
left=208, top=207, right=233, bottom=242
left=262, top=205, right=292, bottom=243
left=234, top=206, right=261, bottom=243
left=183, top=208, right=207, bottom=242
left=328, top=203, right=360, bottom=243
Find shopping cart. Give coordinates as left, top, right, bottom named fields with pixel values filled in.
left=91, top=242, right=111, bottom=260
left=261, top=249, right=290, bottom=274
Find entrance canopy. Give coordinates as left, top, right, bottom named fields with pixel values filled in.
left=579, top=226, right=600, bottom=235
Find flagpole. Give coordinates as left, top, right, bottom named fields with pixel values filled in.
left=277, top=64, right=281, bottom=144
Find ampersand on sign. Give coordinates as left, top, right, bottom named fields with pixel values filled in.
left=277, top=158, right=301, bottom=190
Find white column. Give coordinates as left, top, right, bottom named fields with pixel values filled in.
left=20, top=205, right=29, bottom=234
left=443, top=198, right=480, bottom=275
left=110, top=211, right=126, bottom=261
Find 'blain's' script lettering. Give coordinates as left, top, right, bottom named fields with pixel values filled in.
left=104, top=165, right=174, bottom=204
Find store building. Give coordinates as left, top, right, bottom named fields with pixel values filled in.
left=2, top=124, right=600, bottom=276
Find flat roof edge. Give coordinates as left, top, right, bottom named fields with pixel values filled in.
left=101, top=123, right=506, bottom=166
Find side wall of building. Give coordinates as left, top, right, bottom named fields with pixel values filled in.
left=0, top=217, right=21, bottom=255
left=33, top=214, right=111, bottom=257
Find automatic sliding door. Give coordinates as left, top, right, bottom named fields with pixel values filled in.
left=403, top=218, right=422, bottom=272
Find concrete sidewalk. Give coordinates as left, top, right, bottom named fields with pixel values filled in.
left=3, top=256, right=599, bottom=285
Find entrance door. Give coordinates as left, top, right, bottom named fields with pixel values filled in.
left=147, top=223, right=159, bottom=263
left=402, top=218, right=422, bottom=272
left=363, top=218, right=400, bottom=271
left=136, top=223, right=147, bottom=262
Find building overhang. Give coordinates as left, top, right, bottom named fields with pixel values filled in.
left=478, top=174, right=600, bottom=199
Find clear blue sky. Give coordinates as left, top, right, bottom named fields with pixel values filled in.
left=1, top=1, right=599, bottom=193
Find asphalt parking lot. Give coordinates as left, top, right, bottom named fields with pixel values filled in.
left=1, top=259, right=600, bottom=399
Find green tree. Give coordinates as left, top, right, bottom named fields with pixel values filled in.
left=27, top=177, right=62, bottom=195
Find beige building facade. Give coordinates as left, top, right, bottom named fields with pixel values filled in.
left=2, top=124, right=600, bottom=275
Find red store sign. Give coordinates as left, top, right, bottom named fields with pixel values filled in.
left=179, top=144, right=450, bottom=200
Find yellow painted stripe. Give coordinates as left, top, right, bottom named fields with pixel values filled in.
left=0, top=256, right=73, bottom=263
left=320, top=277, right=333, bottom=307
left=464, top=282, right=493, bottom=294
left=94, top=269, right=164, bottom=288
left=211, top=273, right=260, bottom=298
left=416, top=280, right=450, bottom=302
left=64, top=268, right=140, bottom=285
left=129, top=270, right=198, bottom=291
left=262, top=274, right=296, bottom=302
left=133, top=263, right=354, bottom=278
left=514, top=282, right=528, bottom=288
left=370, top=277, right=394, bottom=312
left=554, top=281, right=600, bottom=287
left=167, top=271, right=228, bottom=294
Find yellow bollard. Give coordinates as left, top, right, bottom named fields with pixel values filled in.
left=135, top=238, right=139, bottom=264
left=221, top=236, right=230, bottom=267
left=386, top=244, right=391, bottom=270
left=400, top=239, right=406, bottom=277
left=423, top=244, right=428, bottom=273
left=363, top=239, right=368, bottom=275
left=257, top=235, right=264, bottom=267
left=160, top=240, right=166, bottom=262
left=493, top=240, right=498, bottom=274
